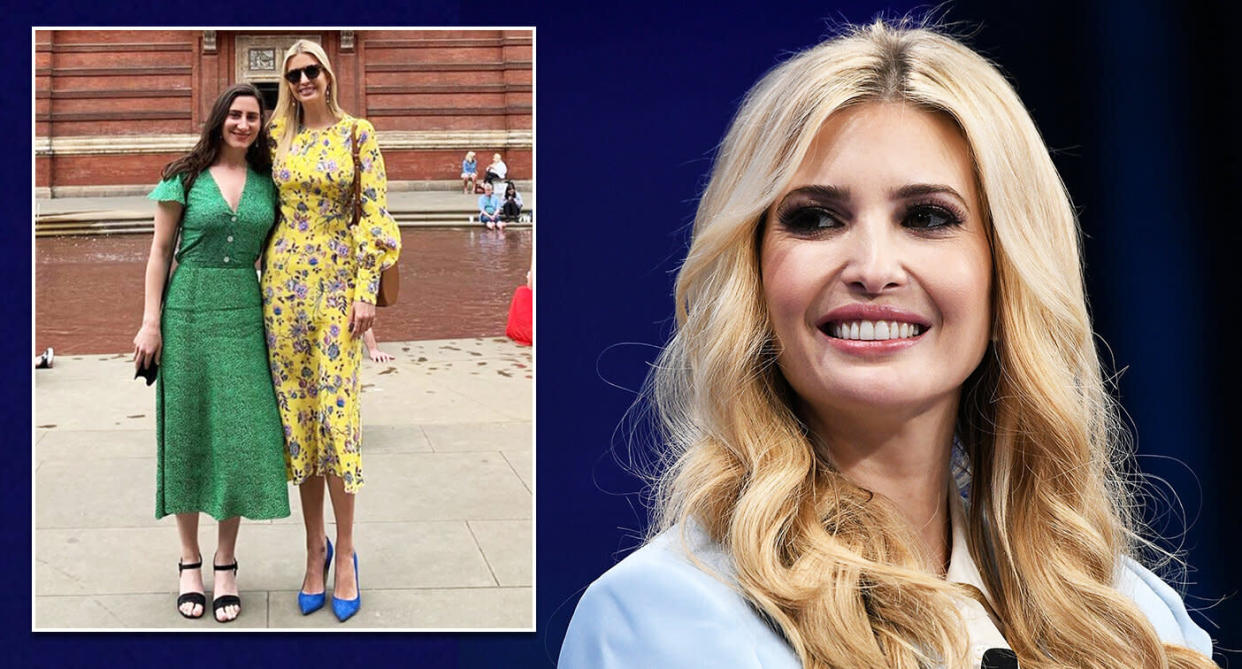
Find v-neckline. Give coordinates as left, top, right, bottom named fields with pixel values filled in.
left=206, top=165, right=249, bottom=216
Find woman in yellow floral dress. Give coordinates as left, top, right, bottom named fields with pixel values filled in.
left=261, top=39, right=400, bottom=622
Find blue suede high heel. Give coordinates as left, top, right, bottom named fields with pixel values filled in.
left=297, top=538, right=333, bottom=615
left=331, top=552, right=360, bottom=622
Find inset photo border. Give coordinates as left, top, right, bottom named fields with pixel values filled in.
left=33, top=25, right=535, bottom=632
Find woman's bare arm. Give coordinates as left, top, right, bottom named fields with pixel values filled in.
left=132, top=201, right=182, bottom=368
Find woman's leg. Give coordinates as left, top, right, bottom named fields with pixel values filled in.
left=175, top=512, right=204, bottom=617
left=325, top=474, right=358, bottom=600
left=299, top=475, right=330, bottom=594
left=213, top=516, right=241, bottom=621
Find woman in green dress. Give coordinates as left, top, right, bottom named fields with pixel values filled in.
left=132, top=83, right=291, bottom=623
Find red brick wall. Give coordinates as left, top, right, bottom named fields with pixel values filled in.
left=36, top=29, right=533, bottom=190
left=384, top=149, right=532, bottom=182
left=51, top=153, right=184, bottom=187
left=36, top=30, right=197, bottom=134
left=34, top=31, right=51, bottom=138
left=361, top=30, right=533, bottom=135
left=36, top=156, right=49, bottom=188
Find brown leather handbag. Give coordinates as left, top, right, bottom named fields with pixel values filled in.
left=350, top=122, right=400, bottom=307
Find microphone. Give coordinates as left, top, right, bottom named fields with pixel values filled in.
left=981, top=648, right=1019, bottom=668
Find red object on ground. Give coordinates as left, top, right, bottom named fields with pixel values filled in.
left=506, top=285, right=533, bottom=346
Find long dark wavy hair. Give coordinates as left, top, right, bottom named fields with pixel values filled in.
left=160, top=83, right=272, bottom=194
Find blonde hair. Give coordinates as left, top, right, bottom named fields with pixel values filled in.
left=650, top=20, right=1211, bottom=669
left=270, top=39, right=347, bottom=157
left=466, top=151, right=476, bottom=161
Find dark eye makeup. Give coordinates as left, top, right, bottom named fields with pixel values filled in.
left=901, top=201, right=965, bottom=230
left=774, top=192, right=967, bottom=236
left=776, top=205, right=843, bottom=233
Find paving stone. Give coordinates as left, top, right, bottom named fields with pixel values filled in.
left=37, top=428, right=152, bottom=462
left=36, top=592, right=270, bottom=629
left=469, top=520, right=533, bottom=586
left=430, top=375, right=532, bottom=422
left=266, top=587, right=532, bottom=629
left=36, top=458, right=163, bottom=530
left=39, top=526, right=214, bottom=596
left=361, top=424, right=433, bottom=454
left=423, top=422, right=531, bottom=453
left=363, top=453, right=532, bottom=522
left=501, top=449, right=533, bottom=492
left=303, top=520, right=497, bottom=591
left=361, top=378, right=508, bottom=424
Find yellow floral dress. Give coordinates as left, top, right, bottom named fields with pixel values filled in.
left=261, top=115, right=401, bottom=492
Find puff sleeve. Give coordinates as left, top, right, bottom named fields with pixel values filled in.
left=350, top=119, right=401, bottom=305
left=148, top=173, right=186, bottom=204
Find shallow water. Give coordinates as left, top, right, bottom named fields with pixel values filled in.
left=35, top=227, right=533, bottom=354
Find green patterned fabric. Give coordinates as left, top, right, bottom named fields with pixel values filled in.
left=150, top=168, right=290, bottom=520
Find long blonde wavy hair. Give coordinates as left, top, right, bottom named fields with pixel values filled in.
left=269, top=38, right=347, bottom=158
left=650, top=20, right=1212, bottom=669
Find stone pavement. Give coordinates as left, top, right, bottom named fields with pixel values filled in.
left=34, top=337, right=533, bottom=630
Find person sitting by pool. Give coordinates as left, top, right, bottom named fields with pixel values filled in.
left=478, top=182, right=502, bottom=230
left=501, top=181, right=523, bottom=225
left=484, top=153, right=507, bottom=186
left=461, top=151, right=478, bottom=194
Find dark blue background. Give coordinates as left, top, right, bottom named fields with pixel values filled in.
left=8, top=1, right=1238, bottom=666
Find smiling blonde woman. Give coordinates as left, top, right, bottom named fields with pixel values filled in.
left=560, top=20, right=1214, bottom=669
left=262, top=38, right=400, bottom=623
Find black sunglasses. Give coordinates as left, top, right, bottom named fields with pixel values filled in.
left=284, top=64, right=322, bottom=84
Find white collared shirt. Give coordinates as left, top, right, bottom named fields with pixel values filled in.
left=945, top=487, right=1015, bottom=666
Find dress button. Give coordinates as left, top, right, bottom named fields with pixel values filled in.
left=223, top=256, right=230, bottom=263
left=227, top=235, right=234, bottom=242
left=231, top=215, right=237, bottom=222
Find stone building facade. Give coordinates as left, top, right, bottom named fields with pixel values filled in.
left=35, top=29, right=533, bottom=197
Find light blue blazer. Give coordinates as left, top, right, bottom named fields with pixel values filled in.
left=559, top=522, right=1212, bottom=667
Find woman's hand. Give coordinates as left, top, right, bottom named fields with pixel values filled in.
left=369, top=347, right=394, bottom=363
left=348, top=301, right=376, bottom=337
left=133, top=323, right=162, bottom=370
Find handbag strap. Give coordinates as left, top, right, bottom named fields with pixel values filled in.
left=350, top=121, right=361, bottom=228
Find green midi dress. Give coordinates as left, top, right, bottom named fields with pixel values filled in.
left=150, top=169, right=290, bottom=520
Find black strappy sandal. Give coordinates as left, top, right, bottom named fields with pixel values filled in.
left=177, top=556, right=205, bottom=619
left=212, top=560, right=241, bottom=623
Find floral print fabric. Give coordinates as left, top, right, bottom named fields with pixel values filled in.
left=261, top=115, right=401, bottom=492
